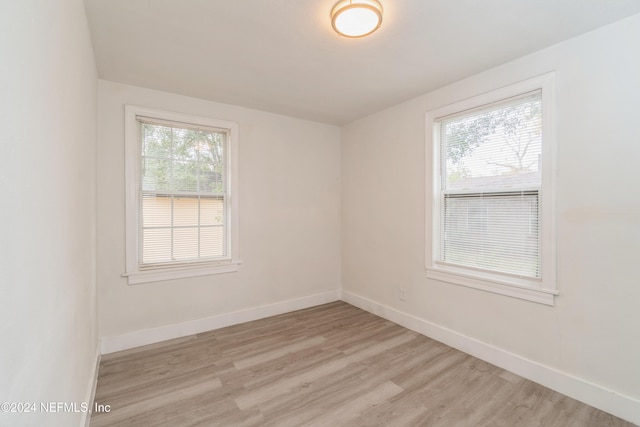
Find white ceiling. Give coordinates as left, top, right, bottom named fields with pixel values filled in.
left=85, top=0, right=640, bottom=125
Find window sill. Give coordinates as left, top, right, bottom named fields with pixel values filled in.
left=123, top=260, right=242, bottom=285
left=425, top=265, right=557, bottom=306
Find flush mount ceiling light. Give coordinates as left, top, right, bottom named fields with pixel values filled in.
left=331, top=0, right=383, bottom=38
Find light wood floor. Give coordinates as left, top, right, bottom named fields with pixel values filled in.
left=91, top=302, right=635, bottom=426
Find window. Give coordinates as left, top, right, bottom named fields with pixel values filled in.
left=124, top=106, right=240, bottom=284
left=426, top=74, right=556, bottom=305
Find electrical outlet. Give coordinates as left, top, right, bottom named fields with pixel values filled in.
left=399, top=287, right=407, bottom=301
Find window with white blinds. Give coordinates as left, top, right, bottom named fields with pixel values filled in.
left=439, top=92, right=542, bottom=278
left=426, top=74, right=557, bottom=305
left=139, top=119, right=228, bottom=266
left=124, top=106, right=240, bottom=285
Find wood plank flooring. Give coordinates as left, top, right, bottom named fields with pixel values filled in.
left=91, top=302, right=635, bottom=426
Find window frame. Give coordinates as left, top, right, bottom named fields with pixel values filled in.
left=425, top=74, right=557, bottom=305
left=123, top=105, right=240, bottom=285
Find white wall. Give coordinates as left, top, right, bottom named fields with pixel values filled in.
left=342, top=13, right=640, bottom=422
left=97, top=81, right=341, bottom=342
left=0, top=0, right=98, bottom=426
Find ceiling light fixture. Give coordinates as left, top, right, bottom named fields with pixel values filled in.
left=331, top=0, right=383, bottom=38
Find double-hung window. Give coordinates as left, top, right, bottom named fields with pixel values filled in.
left=124, top=106, right=240, bottom=284
left=426, top=74, right=556, bottom=305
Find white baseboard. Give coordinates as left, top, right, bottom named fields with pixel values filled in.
left=80, top=342, right=101, bottom=427
left=341, top=290, right=640, bottom=426
left=100, top=290, right=340, bottom=355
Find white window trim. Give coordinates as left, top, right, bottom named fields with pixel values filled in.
left=425, top=73, right=557, bottom=305
left=123, top=105, right=241, bottom=285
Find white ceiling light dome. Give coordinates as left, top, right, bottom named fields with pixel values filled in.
left=331, top=0, right=383, bottom=38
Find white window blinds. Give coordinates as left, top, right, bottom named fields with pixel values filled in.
left=438, top=91, right=542, bottom=278
left=138, top=118, right=228, bottom=267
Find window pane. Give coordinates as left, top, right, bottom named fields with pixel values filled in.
left=171, top=127, right=198, bottom=161
left=141, top=158, right=171, bottom=192
left=173, top=196, right=199, bottom=226
left=142, top=124, right=171, bottom=158
left=172, top=160, right=198, bottom=192
left=200, top=197, right=224, bottom=226
left=199, top=162, right=225, bottom=193
left=442, top=192, right=539, bottom=277
left=198, top=132, right=225, bottom=194
left=442, top=93, right=542, bottom=192
left=200, top=227, right=225, bottom=258
left=142, top=195, right=171, bottom=227
left=173, top=227, right=199, bottom=260
left=142, top=229, right=171, bottom=264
